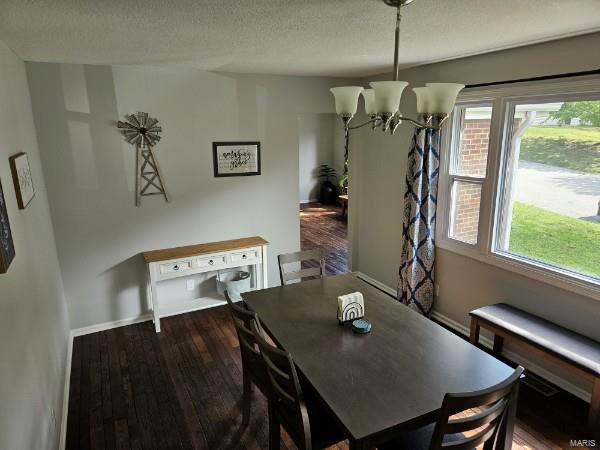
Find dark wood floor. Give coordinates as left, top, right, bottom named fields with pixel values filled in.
left=65, top=203, right=593, bottom=449
left=66, top=305, right=593, bottom=450
left=300, top=202, right=348, bottom=275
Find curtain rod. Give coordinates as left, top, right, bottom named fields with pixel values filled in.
left=465, top=68, right=600, bottom=89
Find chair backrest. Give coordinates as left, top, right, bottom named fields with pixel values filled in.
left=224, top=291, right=265, bottom=385
left=251, top=318, right=312, bottom=449
left=278, top=248, right=326, bottom=285
left=429, top=365, right=524, bottom=450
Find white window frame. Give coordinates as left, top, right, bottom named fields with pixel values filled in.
left=437, top=75, right=600, bottom=301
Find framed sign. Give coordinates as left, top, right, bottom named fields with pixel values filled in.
left=9, top=152, right=35, bottom=209
left=212, top=141, right=261, bottom=177
left=0, top=177, right=15, bottom=273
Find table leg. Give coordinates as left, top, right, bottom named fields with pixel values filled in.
left=469, top=317, right=480, bottom=345
left=493, top=335, right=504, bottom=356
left=589, top=376, right=600, bottom=437
left=150, top=281, right=160, bottom=333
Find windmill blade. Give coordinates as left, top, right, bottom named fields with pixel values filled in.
left=147, top=125, right=162, bottom=133
left=145, top=117, right=158, bottom=129
left=127, top=114, right=141, bottom=128
left=117, top=120, right=136, bottom=130
left=137, top=112, right=148, bottom=127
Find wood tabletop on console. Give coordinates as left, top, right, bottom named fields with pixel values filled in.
left=142, top=236, right=269, bottom=263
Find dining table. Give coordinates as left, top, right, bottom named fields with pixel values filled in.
left=242, top=273, right=515, bottom=449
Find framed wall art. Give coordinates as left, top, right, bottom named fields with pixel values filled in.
left=212, top=141, right=261, bottom=177
left=9, top=152, right=35, bottom=209
left=0, top=177, right=16, bottom=273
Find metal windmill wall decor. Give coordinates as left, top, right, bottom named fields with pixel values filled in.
left=117, top=112, right=169, bottom=206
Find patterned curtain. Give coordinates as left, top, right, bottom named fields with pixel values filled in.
left=397, top=117, right=441, bottom=316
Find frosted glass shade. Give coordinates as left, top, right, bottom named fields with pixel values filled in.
left=425, top=83, right=465, bottom=114
left=369, top=81, right=409, bottom=114
left=413, top=87, right=434, bottom=114
left=362, top=89, right=376, bottom=115
left=330, top=86, right=364, bottom=115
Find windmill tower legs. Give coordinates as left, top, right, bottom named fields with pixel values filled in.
left=135, top=144, right=169, bottom=206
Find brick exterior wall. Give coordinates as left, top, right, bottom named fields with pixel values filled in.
left=450, top=118, right=491, bottom=244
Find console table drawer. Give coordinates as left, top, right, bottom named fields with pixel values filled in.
left=197, top=255, right=226, bottom=268
left=160, top=260, right=193, bottom=274
left=230, top=249, right=259, bottom=264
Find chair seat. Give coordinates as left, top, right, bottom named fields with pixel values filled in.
left=378, top=424, right=468, bottom=450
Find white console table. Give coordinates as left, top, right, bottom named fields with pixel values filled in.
left=143, top=236, right=269, bottom=332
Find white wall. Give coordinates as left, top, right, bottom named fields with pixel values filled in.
left=0, top=41, right=70, bottom=450
left=298, top=113, right=336, bottom=203
left=26, top=63, right=351, bottom=329
left=352, top=32, right=600, bottom=396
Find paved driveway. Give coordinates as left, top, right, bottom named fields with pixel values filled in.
left=515, top=161, right=600, bottom=219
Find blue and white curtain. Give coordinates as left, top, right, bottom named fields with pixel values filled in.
left=397, top=117, right=441, bottom=316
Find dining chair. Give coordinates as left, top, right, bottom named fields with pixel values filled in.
left=379, top=365, right=524, bottom=450
left=224, top=290, right=270, bottom=425
left=277, top=248, right=326, bottom=285
left=250, top=318, right=346, bottom=450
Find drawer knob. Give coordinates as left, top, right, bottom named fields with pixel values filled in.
left=174, top=265, right=179, bottom=271
left=242, top=254, right=247, bottom=259
left=209, top=259, right=214, bottom=265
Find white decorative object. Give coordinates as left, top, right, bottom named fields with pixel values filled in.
left=337, top=291, right=365, bottom=323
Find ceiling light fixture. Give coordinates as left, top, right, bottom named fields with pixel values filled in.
left=330, top=0, right=464, bottom=134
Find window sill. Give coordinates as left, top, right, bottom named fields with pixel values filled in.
left=436, top=238, right=600, bottom=302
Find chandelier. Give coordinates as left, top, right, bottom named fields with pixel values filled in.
left=330, top=0, right=464, bottom=134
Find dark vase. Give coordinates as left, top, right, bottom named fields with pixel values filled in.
left=319, top=180, right=339, bottom=204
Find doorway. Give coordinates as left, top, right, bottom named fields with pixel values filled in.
left=298, top=113, right=348, bottom=275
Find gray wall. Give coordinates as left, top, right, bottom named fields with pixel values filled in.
left=298, top=113, right=337, bottom=203
left=352, top=32, right=600, bottom=394
left=0, top=42, right=70, bottom=450
left=26, top=63, right=351, bottom=329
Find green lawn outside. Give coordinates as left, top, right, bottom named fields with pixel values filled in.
left=509, top=202, right=600, bottom=279
left=520, top=126, right=600, bottom=174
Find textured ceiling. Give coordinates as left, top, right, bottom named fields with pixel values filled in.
left=1, top=0, right=599, bottom=77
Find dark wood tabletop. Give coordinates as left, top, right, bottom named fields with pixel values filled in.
left=243, top=274, right=514, bottom=448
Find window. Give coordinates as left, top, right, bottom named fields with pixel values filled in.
left=447, top=103, right=493, bottom=244
left=495, top=99, right=600, bottom=281
left=438, top=78, right=600, bottom=299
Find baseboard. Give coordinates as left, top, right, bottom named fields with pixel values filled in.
left=71, top=313, right=153, bottom=337
left=354, top=271, right=396, bottom=297
left=58, top=330, right=73, bottom=450
left=354, top=271, right=592, bottom=403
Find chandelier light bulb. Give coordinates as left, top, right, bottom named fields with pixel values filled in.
left=361, top=89, right=376, bottom=116
left=369, top=81, right=409, bottom=114
left=330, top=86, right=364, bottom=116
left=424, top=83, right=465, bottom=114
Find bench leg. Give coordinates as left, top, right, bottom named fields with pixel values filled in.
left=469, top=318, right=480, bottom=345
left=493, top=335, right=504, bottom=357
left=589, top=376, right=600, bottom=438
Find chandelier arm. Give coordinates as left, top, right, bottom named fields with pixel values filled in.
left=396, top=116, right=438, bottom=129
left=348, top=117, right=380, bottom=130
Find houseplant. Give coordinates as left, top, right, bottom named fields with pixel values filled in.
left=318, top=164, right=338, bottom=204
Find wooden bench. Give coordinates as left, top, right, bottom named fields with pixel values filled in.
left=469, top=303, right=600, bottom=436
